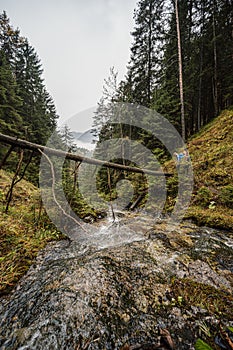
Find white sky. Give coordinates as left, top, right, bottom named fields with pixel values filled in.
left=0, top=0, right=137, bottom=132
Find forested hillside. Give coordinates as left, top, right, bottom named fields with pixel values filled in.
left=93, top=0, right=233, bottom=141
left=0, top=4, right=232, bottom=348
left=0, top=11, right=58, bottom=183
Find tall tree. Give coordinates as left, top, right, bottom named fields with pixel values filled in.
left=0, top=12, right=58, bottom=145
left=125, top=0, right=165, bottom=107
left=175, top=0, right=185, bottom=141
left=15, top=40, right=57, bottom=144
left=0, top=49, right=22, bottom=136
left=0, top=11, right=58, bottom=183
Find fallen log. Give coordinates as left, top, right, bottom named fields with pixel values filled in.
left=0, top=132, right=172, bottom=177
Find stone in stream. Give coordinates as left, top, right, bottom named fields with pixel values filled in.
left=0, top=219, right=233, bottom=350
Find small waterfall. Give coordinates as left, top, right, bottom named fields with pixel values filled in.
left=0, top=218, right=233, bottom=350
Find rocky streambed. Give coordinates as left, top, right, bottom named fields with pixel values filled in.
left=0, top=215, right=233, bottom=349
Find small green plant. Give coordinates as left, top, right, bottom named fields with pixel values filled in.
left=198, top=321, right=211, bottom=338
left=194, top=339, right=213, bottom=350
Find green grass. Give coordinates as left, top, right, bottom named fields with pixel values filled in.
left=166, top=109, right=233, bottom=230
left=0, top=169, right=64, bottom=296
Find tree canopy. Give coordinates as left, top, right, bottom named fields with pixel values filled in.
left=0, top=11, right=58, bottom=145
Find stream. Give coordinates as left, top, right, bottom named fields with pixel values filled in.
left=0, top=213, right=233, bottom=350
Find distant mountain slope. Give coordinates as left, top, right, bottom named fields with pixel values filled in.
left=72, top=129, right=97, bottom=143
left=72, top=129, right=97, bottom=151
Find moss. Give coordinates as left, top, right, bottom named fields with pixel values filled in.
left=220, top=185, right=233, bottom=209
left=194, top=187, right=212, bottom=208
left=185, top=206, right=233, bottom=231
left=171, top=277, right=233, bottom=320
left=0, top=169, right=65, bottom=296
left=165, top=109, right=233, bottom=229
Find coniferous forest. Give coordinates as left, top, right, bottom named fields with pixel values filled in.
left=93, top=0, right=233, bottom=141
left=0, top=1, right=232, bottom=220
left=0, top=11, right=58, bottom=183
left=0, top=4, right=233, bottom=348
left=0, top=1, right=232, bottom=157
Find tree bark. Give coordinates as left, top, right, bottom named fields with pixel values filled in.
left=0, top=132, right=172, bottom=177
left=197, top=1, right=205, bottom=131
left=212, top=2, right=218, bottom=116
left=175, top=0, right=186, bottom=141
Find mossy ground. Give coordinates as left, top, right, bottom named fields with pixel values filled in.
left=166, top=109, right=233, bottom=230
left=0, top=169, right=64, bottom=296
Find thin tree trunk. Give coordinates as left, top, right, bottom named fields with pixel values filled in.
left=5, top=149, right=24, bottom=213
left=107, top=168, right=115, bottom=221
left=197, top=1, right=205, bottom=131
left=175, top=0, right=186, bottom=141
left=148, top=0, right=153, bottom=107
left=0, top=145, right=14, bottom=170
left=212, top=2, right=218, bottom=116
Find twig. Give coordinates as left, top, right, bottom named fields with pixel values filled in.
left=107, top=168, right=116, bottom=221
left=5, top=149, right=24, bottom=213
left=0, top=144, right=14, bottom=170
left=12, top=151, right=34, bottom=187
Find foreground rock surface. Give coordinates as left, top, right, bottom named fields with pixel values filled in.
left=0, top=217, right=233, bottom=349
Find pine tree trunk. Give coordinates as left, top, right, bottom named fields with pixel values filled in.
left=212, top=2, right=218, bottom=116
left=175, top=0, right=186, bottom=141
left=147, top=0, right=153, bottom=106
left=197, top=1, right=205, bottom=131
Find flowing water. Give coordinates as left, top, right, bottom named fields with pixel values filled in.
left=0, top=213, right=233, bottom=349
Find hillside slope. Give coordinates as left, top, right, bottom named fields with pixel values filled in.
left=186, top=109, right=233, bottom=229
left=0, top=170, right=63, bottom=296
left=165, top=109, right=233, bottom=230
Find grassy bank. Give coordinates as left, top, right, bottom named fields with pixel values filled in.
left=165, top=109, right=233, bottom=230
left=0, top=170, right=64, bottom=296
left=186, top=109, right=233, bottom=230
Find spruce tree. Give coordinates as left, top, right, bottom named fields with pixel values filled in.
left=0, top=49, right=22, bottom=136
left=0, top=12, right=58, bottom=183
left=15, top=40, right=57, bottom=144
left=125, top=0, right=165, bottom=108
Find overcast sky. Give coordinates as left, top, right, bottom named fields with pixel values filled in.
left=1, top=0, right=137, bottom=131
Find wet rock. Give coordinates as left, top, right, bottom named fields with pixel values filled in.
left=0, top=216, right=232, bottom=349
left=83, top=215, right=95, bottom=223
left=187, top=259, right=232, bottom=290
